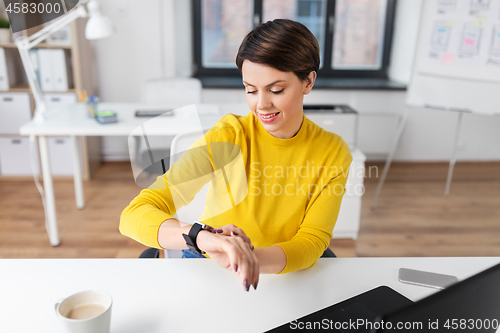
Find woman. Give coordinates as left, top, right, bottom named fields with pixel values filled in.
left=120, top=19, right=352, bottom=292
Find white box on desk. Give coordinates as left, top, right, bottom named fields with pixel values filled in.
left=0, top=93, right=32, bottom=134
left=0, top=137, right=39, bottom=176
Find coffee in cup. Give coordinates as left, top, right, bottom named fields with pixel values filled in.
left=55, top=290, right=112, bottom=333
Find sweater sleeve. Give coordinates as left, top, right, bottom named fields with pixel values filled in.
left=119, top=138, right=213, bottom=248
left=276, top=140, right=353, bottom=274
left=120, top=118, right=241, bottom=248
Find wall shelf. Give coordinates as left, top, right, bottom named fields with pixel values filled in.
left=0, top=42, right=72, bottom=49
left=6, top=83, right=76, bottom=94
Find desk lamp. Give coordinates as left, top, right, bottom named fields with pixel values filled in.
left=15, top=0, right=114, bottom=122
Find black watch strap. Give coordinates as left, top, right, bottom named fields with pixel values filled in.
left=182, top=221, right=213, bottom=254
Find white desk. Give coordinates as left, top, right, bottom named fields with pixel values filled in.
left=19, top=103, right=223, bottom=246
left=1, top=257, right=499, bottom=333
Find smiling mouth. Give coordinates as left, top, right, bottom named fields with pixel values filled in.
left=260, top=112, right=280, bottom=119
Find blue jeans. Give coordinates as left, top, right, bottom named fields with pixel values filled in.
left=182, top=249, right=207, bottom=258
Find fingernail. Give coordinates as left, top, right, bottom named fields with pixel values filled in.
left=251, top=245, right=255, bottom=250
left=234, top=264, right=238, bottom=272
left=232, top=231, right=239, bottom=236
left=254, top=281, right=258, bottom=290
left=245, top=279, right=250, bottom=292
left=216, top=229, right=223, bottom=234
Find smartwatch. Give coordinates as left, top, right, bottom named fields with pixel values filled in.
left=182, top=221, right=214, bottom=254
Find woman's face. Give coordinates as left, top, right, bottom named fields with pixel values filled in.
left=242, top=60, right=316, bottom=139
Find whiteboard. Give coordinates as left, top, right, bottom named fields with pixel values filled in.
left=407, top=0, right=500, bottom=115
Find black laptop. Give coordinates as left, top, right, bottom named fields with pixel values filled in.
left=267, top=263, right=500, bottom=333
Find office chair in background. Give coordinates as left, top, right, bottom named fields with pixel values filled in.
left=133, top=78, right=203, bottom=178
left=140, top=129, right=210, bottom=258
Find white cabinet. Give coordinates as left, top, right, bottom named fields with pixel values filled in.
left=0, top=137, right=39, bottom=176
left=44, top=93, right=81, bottom=175
left=48, top=136, right=83, bottom=176
left=44, top=93, right=77, bottom=109
left=305, top=113, right=357, bottom=148
left=0, top=93, right=32, bottom=134
left=0, top=93, right=38, bottom=176
left=304, top=105, right=358, bottom=148
left=333, top=148, right=366, bottom=239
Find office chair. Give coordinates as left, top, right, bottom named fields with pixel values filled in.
left=141, top=77, right=202, bottom=105
left=139, top=130, right=336, bottom=259
left=163, top=129, right=211, bottom=258
left=139, top=129, right=210, bottom=258
left=133, top=78, right=203, bottom=178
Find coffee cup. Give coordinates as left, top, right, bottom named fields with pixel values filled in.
left=54, top=290, right=112, bottom=333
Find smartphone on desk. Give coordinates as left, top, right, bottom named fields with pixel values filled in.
left=399, top=268, right=458, bottom=290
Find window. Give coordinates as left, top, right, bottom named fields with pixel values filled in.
left=262, top=0, right=327, bottom=67
left=192, top=0, right=396, bottom=79
left=200, top=0, right=254, bottom=68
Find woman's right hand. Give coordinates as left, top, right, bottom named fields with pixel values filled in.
left=197, top=230, right=259, bottom=291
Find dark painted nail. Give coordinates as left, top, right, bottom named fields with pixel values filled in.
left=234, top=264, right=238, bottom=272
left=232, top=231, right=239, bottom=236
left=216, top=229, right=223, bottom=234
left=251, top=245, right=255, bottom=250
left=245, top=279, right=250, bottom=292
left=254, top=281, right=258, bottom=290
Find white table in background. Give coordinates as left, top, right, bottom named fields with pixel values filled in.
left=1, top=257, right=499, bottom=333
left=19, top=103, right=223, bottom=246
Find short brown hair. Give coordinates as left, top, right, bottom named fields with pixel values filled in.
left=236, top=19, right=320, bottom=82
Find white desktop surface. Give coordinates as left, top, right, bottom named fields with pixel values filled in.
left=19, top=103, right=224, bottom=136
left=17, top=102, right=235, bottom=246
left=1, top=257, right=499, bottom=333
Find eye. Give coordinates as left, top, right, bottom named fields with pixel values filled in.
left=246, top=91, right=257, bottom=94
left=271, top=89, right=284, bottom=94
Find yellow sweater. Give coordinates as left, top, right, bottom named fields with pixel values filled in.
left=120, top=112, right=353, bottom=274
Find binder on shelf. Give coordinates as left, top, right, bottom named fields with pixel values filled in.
left=0, top=48, right=8, bottom=91
left=51, top=49, right=69, bottom=92
left=0, top=47, right=19, bottom=91
left=38, top=49, right=54, bottom=91
left=37, top=49, right=72, bottom=92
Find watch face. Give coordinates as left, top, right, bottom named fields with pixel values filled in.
left=195, top=221, right=214, bottom=233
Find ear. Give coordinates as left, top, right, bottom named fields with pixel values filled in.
left=303, top=71, right=317, bottom=95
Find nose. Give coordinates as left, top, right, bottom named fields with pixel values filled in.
left=257, top=93, right=272, bottom=111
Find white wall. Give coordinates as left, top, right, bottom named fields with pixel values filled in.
left=92, top=0, right=500, bottom=162
left=91, top=0, right=176, bottom=160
